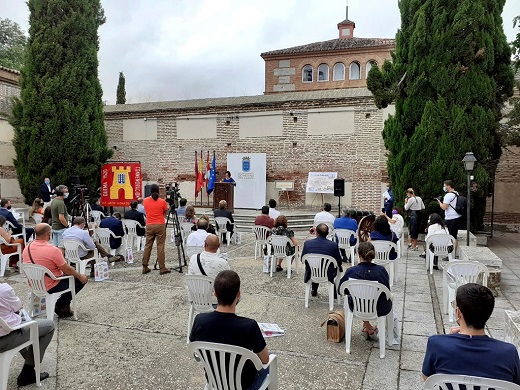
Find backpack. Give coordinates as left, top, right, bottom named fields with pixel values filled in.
left=450, top=193, right=467, bottom=216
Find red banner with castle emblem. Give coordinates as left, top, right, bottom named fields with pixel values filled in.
left=100, top=162, right=142, bottom=207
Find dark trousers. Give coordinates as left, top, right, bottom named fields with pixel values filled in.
left=47, top=277, right=85, bottom=310
left=12, top=227, right=34, bottom=243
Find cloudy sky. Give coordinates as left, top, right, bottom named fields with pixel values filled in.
left=2, top=0, right=518, bottom=104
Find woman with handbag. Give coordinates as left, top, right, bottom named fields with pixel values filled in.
left=404, top=188, right=424, bottom=251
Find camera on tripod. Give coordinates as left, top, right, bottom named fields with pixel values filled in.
left=165, top=182, right=182, bottom=208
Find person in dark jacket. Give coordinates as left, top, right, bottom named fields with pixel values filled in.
left=39, top=177, right=54, bottom=205
left=99, top=212, right=125, bottom=251
left=0, top=199, right=34, bottom=243
left=213, top=200, right=234, bottom=243
left=369, top=215, right=399, bottom=260
left=124, top=201, right=146, bottom=236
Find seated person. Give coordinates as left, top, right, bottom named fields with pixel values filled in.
left=422, top=283, right=520, bottom=384
left=369, top=215, right=399, bottom=260
left=91, top=199, right=104, bottom=213
left=198, top=214, right=216, bottom=235
left=43, top=206, right=52, bottom=225
left=22, top=223, right=88, bottom=318
left=187, top=219, right=211, bottom=247
left=0, top=215, right=25, bottom=269
left=313, top=202, right=335, bottom=228
left=254, top=206, right=274, bottom=229
left=176, top=198, right=187, bottom=217
left=124, top=200, right=146, bottom=237
left=213, top=200, right=234, bottom=243
left=189, top=270, right=270, bottom=390
left=187, top=234, right=229, bottom=278
left=333, top=208, right=358, bottom=259
left=0, top=199, right=34, bottom=243
left=339, top=241, right=391, bottom=336
left=62, top=217, right=115, bottom=275
left=271, top=215, right=299, bottom=272
left=268, top=199, right=280, bottom=220
left=182, top=205, right=197, bottom=224
left=137, top=198, right=146, bottom=215
left=99, top=212, right=125, bottom=256
left=29, top=198, right=45, bottom=218
left=0, top=283, right=55, bottom=386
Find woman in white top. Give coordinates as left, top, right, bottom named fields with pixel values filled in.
left=383, top=206, right=405, bottom=237
left=421, top=213, right=450, bottom=268
left=404, top=188, right=424, bottom=251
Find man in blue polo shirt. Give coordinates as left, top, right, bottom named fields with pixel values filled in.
left=422, top=283, right=520, bottom=384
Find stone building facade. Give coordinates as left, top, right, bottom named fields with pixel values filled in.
left=104, top=88, right=391, bottom=212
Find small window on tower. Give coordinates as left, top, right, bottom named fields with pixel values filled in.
left=333, top=63, right=345, bottom=81
left=366, top=60, right=377, bottom=78
left=318, top=64, right=329, bottom=82
left=349, top=62, right=360, bottom=80
left=302, top=65, right=313, bottom=83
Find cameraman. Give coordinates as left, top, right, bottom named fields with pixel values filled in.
left=436, top=180, right=462, bottom=255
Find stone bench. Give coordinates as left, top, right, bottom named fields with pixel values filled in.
left=504, top=310, right=520, bottom=357
left=459, top=246, right=502, bottom=295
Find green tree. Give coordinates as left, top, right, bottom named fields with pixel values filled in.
left=368, top=0, right=515, bottom=230
left=0, top=18, right=27, bottom=71
left=116, top=71, right=126, bottom=104
left=9, top=0, right=113, bottom=203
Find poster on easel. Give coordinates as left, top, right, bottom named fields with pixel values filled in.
left=306, top=172, right=337, bottom=194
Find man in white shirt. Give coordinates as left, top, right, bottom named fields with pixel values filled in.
left=437, top=180, right=463, bottom=254
left=187, top=219, right=211, bottom=247
left=268, top=199, right=280, bottom=220
left=188, top=234, right=229, bottom=278
left=313, top=203, right=335, bottom=227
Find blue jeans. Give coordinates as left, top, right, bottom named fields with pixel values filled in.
left=52, top=229, right=65, bottom=246
left=247, top=367, right=269, bottom=390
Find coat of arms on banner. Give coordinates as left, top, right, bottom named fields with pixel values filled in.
left=242, top=156, right=251, bottom=172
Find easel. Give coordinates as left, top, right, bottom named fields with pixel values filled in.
left=275, top=180, right=294, bottom=209
left=310, top=193, right=325, bottom=207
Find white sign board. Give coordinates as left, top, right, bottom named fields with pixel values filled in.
left=227, top=153, right=267, bottom=209
left=306, top=172, right=337, bottom=194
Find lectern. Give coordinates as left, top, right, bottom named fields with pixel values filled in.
left=213, top=182, right=234, bottom=212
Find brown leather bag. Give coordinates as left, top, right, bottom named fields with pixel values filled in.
left=321, top=310, right=345, bottom=343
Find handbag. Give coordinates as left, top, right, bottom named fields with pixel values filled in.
left=94, top=261, right=110, bottom=281
left=320, top=310, right=345, bottom=343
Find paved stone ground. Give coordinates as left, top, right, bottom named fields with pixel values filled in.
left=3, top=230, right=520, bottom=390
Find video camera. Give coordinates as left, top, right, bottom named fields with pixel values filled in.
left=165, top=182, right=182, bottom=208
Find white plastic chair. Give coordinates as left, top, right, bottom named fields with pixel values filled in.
left=371, top=240, right=399, bottom=287
left=442, top=260, right=489, bottom=322
left=301, top=254, right=341, bottom=311
left=32, top=214, right=43, bottom=224
left=0, top=235, right=22, bottom=276
left=425, top=233, right=456, bottom=274
left=185, top=275, right=215, bottom=344
left=424, top=374, right=520, bottom=390
left=3, top=221, right=26, bottom=246
left=389, top=223, right=404, bottom=258
left=95, top=227, right=122, bottom=256
left=339, top=279, right=393, bottom=359
left=252, top=226, right=271, bottom=259
left=180, top=222, right=195, bottom=245
left=186, top=245, right=204, bottom=259
left=23, top=263, right=77, bottom=320
left=214, top=217, right=234, bottom=246
left=188, top=341, right=279, bottom=390
left=90, top=210, right=105, bottom=227
left=268, top=235, right=298, bottom=278
left=62, top=239, right=98, bottom=275
left=0, top=318, right=41, bottom=390
left=335, top=229, right=357, bottom=266
left=123, top=219, right=145, bottom=251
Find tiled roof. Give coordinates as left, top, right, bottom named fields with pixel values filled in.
left=0, top=65, right=20, bottom=75
left=337, top=19, right=355, bottom=25
left=104, top=88, right=373, bottom=114
left=261, top=37, right=395, bottom=57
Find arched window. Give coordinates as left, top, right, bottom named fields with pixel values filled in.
left=333, top=63, right=345, bottom=81
left=318, top=64, right=329, bottom=82
left=366, top=60, right=377, bottom=78
left=302, top=65, right=313, bottom=82
left=349, top=62, right=360, bottom=80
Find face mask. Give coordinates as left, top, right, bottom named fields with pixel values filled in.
left=443, top=186, right=447, bottom=193
left=45, top=180, right=50, bottom=185
left=392, top=210, right=398, bottom=215
left=385, top=186, right=389, bottom=191
left=6, top=205, right=11, bottom=210
left=64, top=193, right=69, bottom=199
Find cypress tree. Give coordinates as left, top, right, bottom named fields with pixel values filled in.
left=9, top=0, right=113, bottom=203
left=116, top=71, right=126, bottom=104
left=368, top=0, right=514, bottom=229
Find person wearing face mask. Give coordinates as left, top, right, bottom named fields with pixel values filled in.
left=382, top=180, right=394, bottom=218
left=404, top=188, right=424, bottom=251
left=436, top=180, right=462, bottom=256
left=39, top=177, right=55, bottom=209
left=0, top=199, right=35, bottom=243
left=50, top=185, right=70, bottom=246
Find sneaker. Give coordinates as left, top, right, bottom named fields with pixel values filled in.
left=419, top=252, right=426, bottom=258
left=276, top=265, right=283, bottom=272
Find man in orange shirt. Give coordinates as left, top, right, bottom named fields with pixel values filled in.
left=142, top=184, right=171, bottom=275
left=22, top=223, right=88, bottom=318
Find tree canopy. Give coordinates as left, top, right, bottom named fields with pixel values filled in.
left=0, top=18, right=27, bottom=71
left=10, top=0, right=113, bottom=203
left=367, top=0, right=515, bottom=230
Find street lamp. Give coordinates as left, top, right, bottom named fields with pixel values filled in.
left=462, top=152, right=477, bottom=246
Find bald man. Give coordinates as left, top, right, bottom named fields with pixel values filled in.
left=187, top=234, right=229, bottom=278
left=22, top=223, right=88, bottom=318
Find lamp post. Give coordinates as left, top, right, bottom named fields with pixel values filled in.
left=462, top=152, right=477, bottom=247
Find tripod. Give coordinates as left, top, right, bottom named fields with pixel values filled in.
left=154, top=203, right=186, bottom=273
left=69, top=191, right=91, bottom=224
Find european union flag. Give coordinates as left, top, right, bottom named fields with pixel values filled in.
left=207, top=152, right=216, bottom=195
